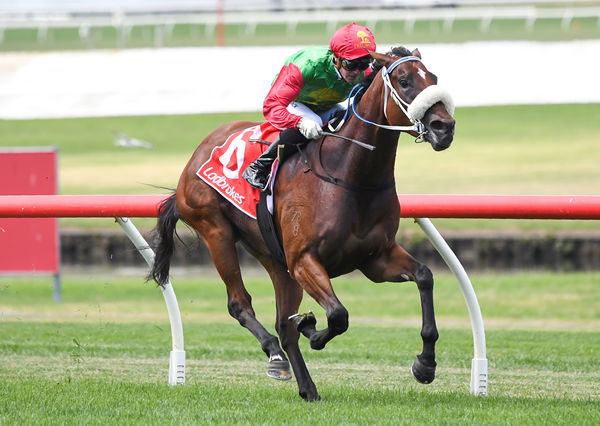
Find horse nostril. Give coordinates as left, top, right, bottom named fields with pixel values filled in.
left=431, top=119, right=455, bottom=134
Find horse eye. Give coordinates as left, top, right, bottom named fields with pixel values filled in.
left=399, top=79, right=409, bottom=89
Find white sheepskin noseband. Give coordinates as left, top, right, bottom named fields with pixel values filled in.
left=407, top=85, right=455, bottom=122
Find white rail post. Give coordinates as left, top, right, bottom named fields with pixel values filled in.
left=116, top=217, right=186, bottom=385
left=415, top=217, right=488, bottom=396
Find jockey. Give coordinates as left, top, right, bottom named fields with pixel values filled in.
left=242, top=22, right=376, bottom=190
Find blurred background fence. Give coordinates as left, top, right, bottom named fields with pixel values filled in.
left=1, top=0, right=599, bottom=49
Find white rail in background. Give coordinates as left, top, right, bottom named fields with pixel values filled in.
left=0, top=6, right=598, bottom=43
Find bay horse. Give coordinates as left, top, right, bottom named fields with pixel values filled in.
left=150, top=46, right=455, bottom=401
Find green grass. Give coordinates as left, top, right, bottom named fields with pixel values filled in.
left=1, top=271, right=599, bottom=423
left=2, top=16, right=599, bottom=52
left=2, top=103, right=600, bottom=232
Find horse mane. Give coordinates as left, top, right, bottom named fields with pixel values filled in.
left=354, top=46, right=413, bottom=105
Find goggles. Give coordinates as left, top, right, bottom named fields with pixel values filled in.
left=340, top=57, right=371, bottom=71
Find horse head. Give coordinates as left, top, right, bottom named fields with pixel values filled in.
left=370, top=48, right=455, bottom=151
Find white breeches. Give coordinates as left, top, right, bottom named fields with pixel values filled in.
left=287, top=101, right=346, bottom=126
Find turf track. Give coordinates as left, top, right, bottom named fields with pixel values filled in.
left=1, top=272, right=598, bottom=424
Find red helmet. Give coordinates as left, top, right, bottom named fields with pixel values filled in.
left=329, top=23, right=376, bottom=60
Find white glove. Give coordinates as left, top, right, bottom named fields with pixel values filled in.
left=297, top=118, right=323, bottom=139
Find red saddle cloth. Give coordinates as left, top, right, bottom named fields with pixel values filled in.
left=196, top=122, right=279, bottom=219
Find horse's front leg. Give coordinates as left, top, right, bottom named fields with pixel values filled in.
left=361, top=242, right=439, bottom=384
left=265, top=262, right=320, bottom=401
left=290, top=253, right=349, bottom=351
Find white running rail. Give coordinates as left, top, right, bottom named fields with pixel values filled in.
left=116, top=217, right=185, bottom=386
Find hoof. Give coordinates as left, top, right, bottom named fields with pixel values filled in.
left=267, top=354, right=292, bottom=381
left=288, top=311, right=317, bottom=331
left=309, top=334, right=328, bottom=350
left=300, top=391, right=321, bottom=402
left=411, top=356, right=436, bottom=384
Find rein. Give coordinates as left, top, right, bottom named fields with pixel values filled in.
left=350, top=85, right=426, bottom=141
left=321, top=131, right=375, bottom=151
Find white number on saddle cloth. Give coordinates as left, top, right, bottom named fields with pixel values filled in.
left=196, top=124, right=266, bottom=219
left=218, top=129, right=251, bottom=179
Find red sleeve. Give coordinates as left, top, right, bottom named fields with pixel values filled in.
left=263, top=63, right=304, bottom=130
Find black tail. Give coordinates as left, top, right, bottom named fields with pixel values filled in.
left=147, top=193, right=180, bottom=286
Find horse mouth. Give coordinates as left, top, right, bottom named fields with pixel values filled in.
left=424, top=117, right=455, bottom=151
left=430, top=137, right=453, bottom=151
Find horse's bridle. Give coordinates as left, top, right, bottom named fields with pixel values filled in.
left=349, top=56, right=455, bottom=143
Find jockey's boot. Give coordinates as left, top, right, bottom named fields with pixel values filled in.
left=242, top=140, right=279, bottom=190
left=242, top=129, right=306, bottom=190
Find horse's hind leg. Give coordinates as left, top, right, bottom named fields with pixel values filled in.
left=190, top=216, right=290, bottom=379
left=361, top=243, right=439, bottom=384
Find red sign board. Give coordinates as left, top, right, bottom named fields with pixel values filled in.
left=0, top=148, right=59, bottom=274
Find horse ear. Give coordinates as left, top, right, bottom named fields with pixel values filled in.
left=369, top=51, right=392, bottom=66
left=412, top=48, right=422, bottom=59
